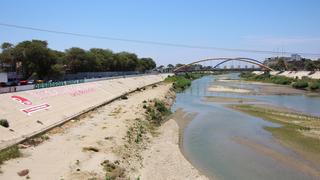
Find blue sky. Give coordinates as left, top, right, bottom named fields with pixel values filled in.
left=1, top=0, right=320, bottom=65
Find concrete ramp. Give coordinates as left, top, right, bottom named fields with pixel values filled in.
left=0, top=74, right=171, bottom=149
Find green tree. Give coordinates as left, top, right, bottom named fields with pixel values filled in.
left=89, top=48, right=114, bottom=71
left=137, top=58, right=156, bottom=72
left=304, top=61, right=317, bottom=71
left=270, top=59, right=287, bottom=71
left=65, top=47, right=87, bottom=73
left=13, top=40, right=56, bottom=79
left=0, top=42, right=14, bottom=71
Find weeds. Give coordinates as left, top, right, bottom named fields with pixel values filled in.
left=165, top=73, right=204, bottom=92
left=0, top=145, right=21, bottom=165
left=101, top=160, right=125, bottom=180
left=145, top=99, right=171, bottom=126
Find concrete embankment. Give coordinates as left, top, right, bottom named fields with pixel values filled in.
left=0, top=74, right=172, bottom=150
left=253, top=71, right=320, bottom=79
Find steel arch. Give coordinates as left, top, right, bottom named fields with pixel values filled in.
left=173, top=57, right=274, bottom=72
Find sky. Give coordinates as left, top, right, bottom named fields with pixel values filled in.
left=0, top=0, right=320, bottom=66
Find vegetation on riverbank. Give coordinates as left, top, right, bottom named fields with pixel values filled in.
left=165, top=73, right=204, bottom=92
left=240, top=72, right=320, bottom=91
left=230, top=104, right=320, bottom=163
left=118, top=96, right=174, bottom=178
left=0, top=145, right=21, bottom=172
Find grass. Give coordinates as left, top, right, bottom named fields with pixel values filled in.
left=0, top=145, right=21, bottom=165
left=165, top=73, right=204, bottom=92
left=125, top=118, right=147, bottom=144
left=145, top=99, right=171, bottom=126
left=230, top=104, right=320, bottom=162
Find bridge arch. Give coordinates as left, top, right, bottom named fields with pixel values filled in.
left=173, top=57, right=275, bottom=72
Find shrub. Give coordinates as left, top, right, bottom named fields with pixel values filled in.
left=309, top=82, right=320, bottom=90
left=145, top=99, right=171, bottom=126
left=270, top=76, right=293, bottom=85
left=0, top=145, right=21, bottom=165
left=292, top=81, right=308, bottom=89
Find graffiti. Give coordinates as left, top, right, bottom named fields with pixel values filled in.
left=35, top=79, right=85, bottom=89
left=11, top=95, right=33, bottom=105
left=29, top=83, right=100, bottom=100
left=21, top=103, right=50, bottom=115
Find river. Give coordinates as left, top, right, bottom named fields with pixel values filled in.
left=172, top=73, right=320, bottom=180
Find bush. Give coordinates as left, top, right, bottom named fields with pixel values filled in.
left=165, top=75, right=191, bottom=92
left=145, top=99, right=171, bottom=126
left=309, top=82, right=320, bottom=90
left=0, top=119, right=9, bottom=128
left=0, top=145, right=21, bottom=165
left=292, top=81, right=308, bottom=89
left=270, top=76, right=293, bottom=85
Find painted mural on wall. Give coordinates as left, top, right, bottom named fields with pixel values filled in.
left=21, top=104, right=50, bottom=115
left=29, top=82, right=100, bottom=100
left=11, top=95, right=33, bottom=105
left=35, top=79, right=85, bottom=89
left=10, top=95, right=50, bottom=115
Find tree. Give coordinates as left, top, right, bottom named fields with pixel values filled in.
left=1, top=39, right=159, bottom=79
left=65, top=47, right=89, bottom=73
left=137, top=58, right=156, bottom=72
left=269, top=59, right=287, bottom=71
left=89, top=48, right=114, bottom=71
left=0, top=42, right=14, bottom=71
left=304, top=61, right=317, bottom=71
left=13, top=40, right=56, bottom=79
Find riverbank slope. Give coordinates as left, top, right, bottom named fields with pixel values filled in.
left=0, top=82, right=206, bottom=180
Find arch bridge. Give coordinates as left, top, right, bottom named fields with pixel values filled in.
left=173, top=57, right=274, bottom=73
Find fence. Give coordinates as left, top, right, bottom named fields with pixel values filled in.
left=0, top=72, right=160, bottom=94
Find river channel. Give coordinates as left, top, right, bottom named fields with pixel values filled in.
left=171, top=73, right=320, bottom=180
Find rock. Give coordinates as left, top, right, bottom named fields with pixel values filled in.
left=17, top=169, right=29, bottom=176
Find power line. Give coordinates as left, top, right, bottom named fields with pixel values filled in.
left=0, top=22, right=319, bottom=57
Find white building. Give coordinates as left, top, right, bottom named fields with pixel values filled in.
left=291, top=54, right=302, bottom=61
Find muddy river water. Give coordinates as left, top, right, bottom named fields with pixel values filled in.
left=171, top=74, right=320, bottom=180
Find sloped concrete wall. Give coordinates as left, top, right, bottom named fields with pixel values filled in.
left=0, top=74, right=172, bottom=150
left=252, top=71, right=320, bottom=79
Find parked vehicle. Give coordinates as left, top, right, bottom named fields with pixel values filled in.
left=19, top=80, right=28, bottom=85
left=28, top=80, right=35, bottom=84
left=0, top=82, right=7, bottom=87
left=36, top=80, right=44, bottom=84
left=6, top=81, right=18, bottom=86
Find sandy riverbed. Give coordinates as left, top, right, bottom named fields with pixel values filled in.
left=0, top=83, right=206, bottom=180
left=208, top=85, right=251, bottom=93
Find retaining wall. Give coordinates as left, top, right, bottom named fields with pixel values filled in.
left=252, top=71, right=320, bottom=79
left=0, top=74, right=172, bottom=150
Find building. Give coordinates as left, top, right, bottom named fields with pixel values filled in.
left=291, top=54, right=302, bottom=61
left=263, top=54, right=302, bottom=66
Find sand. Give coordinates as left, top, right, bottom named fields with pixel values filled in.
left=204, top=96, right=257, bottom=103
left=208, top=85, right=251, bottom=93
left=0, top=83, right=206, bottom=180
left=140, top=119, right=208, bottom=180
